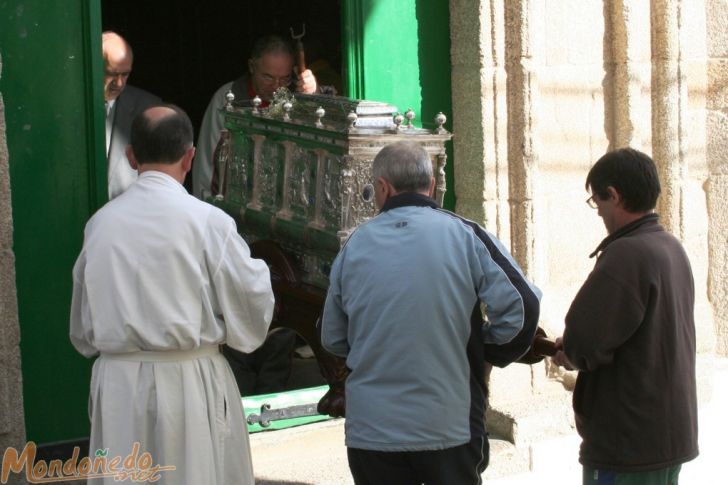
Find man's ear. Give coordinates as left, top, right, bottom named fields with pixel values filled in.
left=428, top=177, right=436, bottom=198
left=376, top=176, right=391, bottom=197
left=606, top=186, right=621, bottom=205
left=181, top=146, right=195, bottom=174
left=126, top=145, right=139, bottom=170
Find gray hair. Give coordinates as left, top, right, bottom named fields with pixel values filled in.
left=372, top=141, right=433, bottom=193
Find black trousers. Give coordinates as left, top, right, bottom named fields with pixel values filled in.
left=222, top=329, right=296, bottom=396
left=347, top=437, right=489, bottom=485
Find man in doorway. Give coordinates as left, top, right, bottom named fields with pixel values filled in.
left=320, top=141, right=542, bottom=484
left=552, top=148, right=699, bottom=484
left=70, top=104, right=274, bottom=484
left=193, top=36, right=319, bottom=397
left=193, top=34, right=318, bottom=199
left=102, top=31, right=161, bottom=199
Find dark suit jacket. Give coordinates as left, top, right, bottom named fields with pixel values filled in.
left=107, top=85, right=161, bottom=199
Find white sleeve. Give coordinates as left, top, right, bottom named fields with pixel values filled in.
left=211, top=220, right=274, bottom=353
left=69, top=249, right=99, bottom=358
left=193, top=82, right=232, bottom=199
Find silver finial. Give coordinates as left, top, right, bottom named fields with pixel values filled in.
left=347, top=111, right=358, bottom=130
left=393, top=113, right=404, bottom=130
left=434, top=112, right=447, bottom=134
left=405, top=108, right=415, bottom=128
left=315, top=106, right=325, bottom=128
left=252, top=96, right=262, bottom=115
left=225, top=90, right=235, bottom=111
left=283, top=101, right=293, bottom=122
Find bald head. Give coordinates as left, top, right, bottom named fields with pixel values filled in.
left=130, top=105, right=194, bottom=165
left=102, top=31, right=133, bottom=101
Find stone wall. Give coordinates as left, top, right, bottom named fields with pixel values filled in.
left=450, top=0, right=726, bottom=457
left=0, top=53, right=28, bottom=485
left=706, top=0, right=728, bottom=356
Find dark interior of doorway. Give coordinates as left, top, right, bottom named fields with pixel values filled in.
left=101, top=0, right=342, bottom=190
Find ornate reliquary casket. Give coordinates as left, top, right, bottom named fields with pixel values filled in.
left=211, top=92, right=452, bottom=415
left=212, top=92, right=452, bottom=288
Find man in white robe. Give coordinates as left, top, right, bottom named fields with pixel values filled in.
left=70, top=104, right=274, bottom=484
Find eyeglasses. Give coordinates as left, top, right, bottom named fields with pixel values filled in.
left=259, top=73, right=292, bottom=86
left=586, top=195, right=598, bottom=209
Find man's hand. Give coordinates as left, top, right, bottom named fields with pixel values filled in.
left=552, top=336, right=574, bottom=371
left=296, top=68, right=318, bottom=94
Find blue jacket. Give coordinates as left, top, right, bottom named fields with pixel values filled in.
left=321, top=193, right=541, bottom=451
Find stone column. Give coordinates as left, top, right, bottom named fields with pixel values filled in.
left=604, top=0, right=652, bottom=150
left=706, top=0, right=728, bottom=355
left=504, top=0, right=541, bottom=279
left=651, top=0, right=686, bottom=238
left=450, top=0, right=510, bottom=242
left=0, top=54, right=28, bottom=485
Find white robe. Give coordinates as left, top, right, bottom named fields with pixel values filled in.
left=70, top=171, right=274, bottom=484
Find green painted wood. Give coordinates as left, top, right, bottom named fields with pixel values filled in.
left=242, top=385, right=332, bottom=433
left=342, top=0, right=366, bottom=99
left=415, top=0, right=455, bottom=210
left=342, top=0, right=454, bottom=209
left=0, top=0, right=105, bottom=443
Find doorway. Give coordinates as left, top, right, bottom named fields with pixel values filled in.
left=100, top=0, right=342, bottom=391
left=101, top=0, right=343, bottom=187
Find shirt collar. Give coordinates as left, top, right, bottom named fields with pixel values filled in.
left=105, top=98, right=117, bottom=117
left=138, top=170, right=188, bottom=193
left=589, top=212, right=660, bottom=258
left=380, top=192, right=439, bottom=213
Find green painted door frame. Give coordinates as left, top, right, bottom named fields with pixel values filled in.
left=343, top=0, right=454, bottom=209
left=1, top=0, right=106, bottom=443
left=1, top=0, right=453, bottom=445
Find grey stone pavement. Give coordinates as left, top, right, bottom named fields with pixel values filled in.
left=250, top=357, right=728, bottom=484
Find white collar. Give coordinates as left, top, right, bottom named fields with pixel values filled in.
left=137, top=170, right=188, bottom=193
left=105, top=98, right=117, bottom=116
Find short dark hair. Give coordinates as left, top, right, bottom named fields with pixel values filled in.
left=585, top=147, right=661, bottom=212
left=250, top=35, right=294, bottom=61
left=130, top=104, right=193, bottom=165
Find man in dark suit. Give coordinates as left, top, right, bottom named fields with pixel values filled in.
left=103, top=31, right=161, bottom=199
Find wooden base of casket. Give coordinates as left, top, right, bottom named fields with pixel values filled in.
left=250, top=240, right=347, bottom=417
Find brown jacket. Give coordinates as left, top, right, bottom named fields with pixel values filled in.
left=564, top=214, right=698, bottom=472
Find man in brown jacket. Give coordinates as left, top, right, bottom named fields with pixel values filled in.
left=553, top=148, right=698, bottom=485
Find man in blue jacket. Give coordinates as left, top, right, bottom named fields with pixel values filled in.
left=321, top=141, right=541, bottom=484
